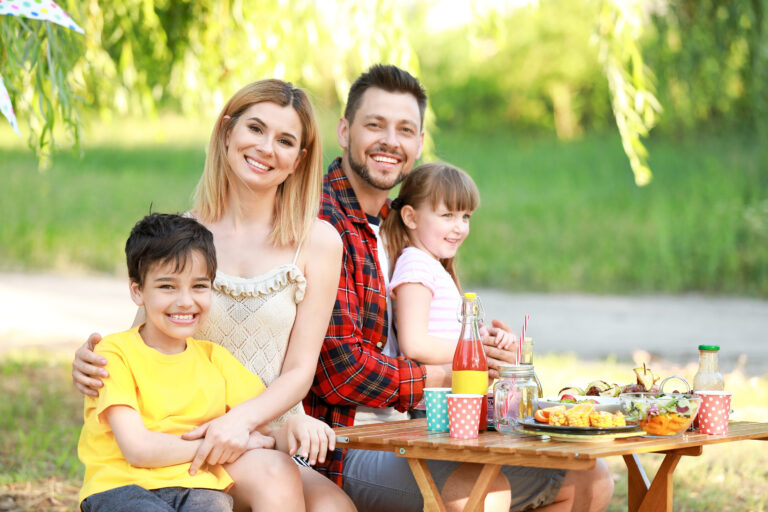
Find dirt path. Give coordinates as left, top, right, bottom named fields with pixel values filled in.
left=2, top=272, right=766, bottom=375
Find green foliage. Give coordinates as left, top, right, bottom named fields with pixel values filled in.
left=417, top=1, right=611, bottom=136
left=643, top=0, right=768, bottom=135
left=0, top=2, right=85, bottom=167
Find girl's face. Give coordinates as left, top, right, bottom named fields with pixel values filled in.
left=225, top=102, right=305, bottom=193
left=404, top=200, right=472, bottom=260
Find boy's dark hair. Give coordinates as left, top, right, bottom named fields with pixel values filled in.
left=125, top=213, right=217, bottom=287
left=344, top=64, right=428, bottom=127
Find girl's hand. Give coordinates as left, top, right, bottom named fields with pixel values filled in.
left=279, top=415, right=336, bottom=466
left=493, top=329, right=515, bottom=351
left=183, top=410, right=251, bottom=475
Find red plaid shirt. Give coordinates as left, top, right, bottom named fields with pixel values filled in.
left=303, top=158, right=426, bottom=485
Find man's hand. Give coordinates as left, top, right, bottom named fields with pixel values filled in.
left=72, top=333, right=108, bottom=396
left=183, top=411, right=251, bottom=475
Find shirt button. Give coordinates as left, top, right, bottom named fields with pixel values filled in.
left=376, top=342, right=383, bottom=348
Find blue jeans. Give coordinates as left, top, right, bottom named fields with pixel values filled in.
left=81, top=485, right=233, bottom=512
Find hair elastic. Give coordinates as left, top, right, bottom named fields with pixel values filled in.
left=390, top=197, right=405, bottom=210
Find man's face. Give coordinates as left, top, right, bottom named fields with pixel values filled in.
left=338, top=88, right=424, bottom=191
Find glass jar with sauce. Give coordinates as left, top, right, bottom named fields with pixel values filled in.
left=693, top=345, right=724, bottom=392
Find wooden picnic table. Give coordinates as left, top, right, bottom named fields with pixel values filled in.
left=335, top=419, right=768, bottom=512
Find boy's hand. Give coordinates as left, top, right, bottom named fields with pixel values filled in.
left=72, top=333, right=108, bottom=396
left=279, top=415, right=336, bottom=466
left=184, top=411, right=250, bottom=475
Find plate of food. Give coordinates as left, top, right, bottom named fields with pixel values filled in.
left=529, top=403, right=638, bottom=432
left=519, top=417, right=640, bottom=435
left=538, top=395, right=621, bottom=413
left=519, top=424, right=645, bottom=442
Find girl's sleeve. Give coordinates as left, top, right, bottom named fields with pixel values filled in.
left=389, top=249, right=437, bottom=296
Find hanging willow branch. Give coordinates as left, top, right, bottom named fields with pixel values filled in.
left=596, top=0, right=662, bottom=186
left=0, top=11, right=84, bottom=169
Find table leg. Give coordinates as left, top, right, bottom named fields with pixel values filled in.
left=407, top=458, right=447, bottom=512
left=623, top=446, right=703, bottom=512
left=464, top=464, right=502, bottom=512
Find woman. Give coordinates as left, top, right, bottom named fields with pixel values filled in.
left=72, top=80, right=354, bottom=511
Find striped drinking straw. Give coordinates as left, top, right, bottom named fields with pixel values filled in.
left=518, top=315, right=529, bottom=364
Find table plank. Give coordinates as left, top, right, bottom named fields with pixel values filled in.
left=336, top=421, right=768, bottom=462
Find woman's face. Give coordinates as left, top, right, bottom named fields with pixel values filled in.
left=225, top=102, right=305, bottom=192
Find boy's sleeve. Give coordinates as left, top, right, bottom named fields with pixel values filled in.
left=210, top=344, right=266, bottom=409
left=91, top=338, right=140, bottom=424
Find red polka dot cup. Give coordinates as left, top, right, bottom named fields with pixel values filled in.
left=447, top=393, right=484, bottom=439
left=695, top=391, right=732, bottom=435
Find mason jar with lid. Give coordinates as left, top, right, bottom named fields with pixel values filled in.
left=493, top=365, right=539, bottom=434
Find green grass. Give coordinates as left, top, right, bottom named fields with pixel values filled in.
left=433, top=130, right=768, bottom=295
left=0, top=356, right=82, bottom=485
left=2, top=119, right=767, bottom=295
left=1, top=353, right=766, bottom=511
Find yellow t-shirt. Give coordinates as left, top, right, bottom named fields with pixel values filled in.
left=77, top=326, right=266, bottom=503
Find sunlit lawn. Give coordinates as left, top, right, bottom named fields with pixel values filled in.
left=1, top=352, right=766, bottom=511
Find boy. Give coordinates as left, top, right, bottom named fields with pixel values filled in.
left=77, top=213, right=273, bottom=511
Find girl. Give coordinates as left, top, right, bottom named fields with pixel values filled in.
left=72, top=80, right=354, bottom=511
left=382, top=162, right=513, bottom=368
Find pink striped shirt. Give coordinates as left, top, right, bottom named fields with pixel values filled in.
left=389, top=246, right=462, bottom=342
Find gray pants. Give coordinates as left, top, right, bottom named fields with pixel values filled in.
left=81, top=485, right=233, bottom=512
left=342, top=449, right=565, bottom=512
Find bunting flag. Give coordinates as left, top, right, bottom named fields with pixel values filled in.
left=0, top=75, right=20, bottom=136
left=0, top=0, right=84, bottom=34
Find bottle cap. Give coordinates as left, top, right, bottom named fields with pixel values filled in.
left=698, top=345, right=720, bottom=351
left=463, top=292, right=477, bottom=299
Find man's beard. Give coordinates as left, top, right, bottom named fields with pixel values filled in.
left=347, top=141, right=406, bottom=191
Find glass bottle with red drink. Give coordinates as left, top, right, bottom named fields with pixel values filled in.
left=452, top=292, right=489, bottom=431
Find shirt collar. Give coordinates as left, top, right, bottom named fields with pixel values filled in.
left=326, top=157, right=391, bottom=224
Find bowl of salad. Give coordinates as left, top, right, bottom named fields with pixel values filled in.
left=619, top=392, right=701, bottom=437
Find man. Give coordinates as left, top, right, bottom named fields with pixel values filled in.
left=306, top=64, right=614, bottom=512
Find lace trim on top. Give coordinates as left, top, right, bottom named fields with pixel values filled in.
left=213, top=264, right=307, bottom=303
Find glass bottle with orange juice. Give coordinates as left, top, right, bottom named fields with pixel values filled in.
left=452, top=292, right=489, bottom=431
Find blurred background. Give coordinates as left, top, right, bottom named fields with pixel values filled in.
left=1, top=1, right=767, bottom=510
left=2, top=0, right=767, bottom=295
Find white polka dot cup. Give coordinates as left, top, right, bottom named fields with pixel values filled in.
left=447, top=393, right=484, bottom=439
left=424, top=388, right=452, bottom=432
left=695, top=391, right=732, bottom=435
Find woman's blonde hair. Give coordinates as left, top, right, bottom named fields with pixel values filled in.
left=194, top=79, right=322, bottom=247
left=382, top=162, right=480, bottom=289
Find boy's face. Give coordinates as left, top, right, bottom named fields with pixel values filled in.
left=129, top=250, right=212, bottom=351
